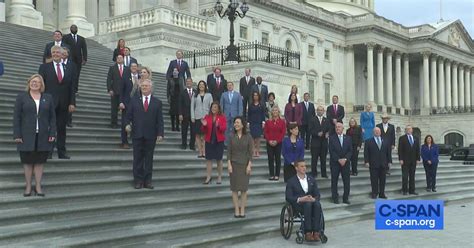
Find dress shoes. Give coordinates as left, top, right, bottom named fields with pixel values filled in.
left=321, top=175, right=328, bottom=178
left=305, top=232, right=315, bottom=241
left=403, top=191, right=408, bottom=195
left=343, top=199, right=351, bottom=204
left=134, top=183, right=143, bottom=189
left=58, top=154, right=70, bottom=159
left=370, top=194, right=377, bottom=199
left=312, top=232, right=321, bottom=241
left=333, top=198, right=340, bottom=204
left=431, top=188, right=437, bottom=192
left=143, top=183, right=154, bottom=189
left=120, top=144, right=130, bottom=149
left=379, top=194, right=387, bottom=199
left=426, top=187, right=431, bottom=192
left=181, top=144, right=187, bottom=150
left=409, top=192, right=419, bottom=195
left=189, top=146, right=196, bottom=151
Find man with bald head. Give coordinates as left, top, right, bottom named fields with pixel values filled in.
left=398, top=125, right=420, bottom=195
left=364, top=127, right=392, bottom=199
left=328, top=122, right=352, bottom=204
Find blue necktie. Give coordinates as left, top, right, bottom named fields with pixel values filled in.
left=376, top=137, right=381, bottom=149
left=229, top=92, right=233, bottom=103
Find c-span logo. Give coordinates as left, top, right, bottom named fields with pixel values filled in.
left=375, top=200, right=444, bottom=230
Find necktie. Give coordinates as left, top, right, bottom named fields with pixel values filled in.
left=56, top=63, right=63, bottom=83
left=73, top=34, right=77, bottom=43
left=126, top=56, right=129, bottom=66
left=339, top=135, right=343, bottom=147
left=188, top=89, right=192, bottom=99
left=376, top=137, right=381, bottom=149
left=144, top=96, right=149, bottom=112
left=319, top=117, right=322, bottom=125
left=229, top=92, right=233, bottom=103
left=177, top=60, right=181, bottom=71
left=409, top=135, right=414, bottom=146
left=258, top=84, right=261, bottom=93
left=119, top=65, right=123, bottom=77
left=333, top=104, right=337, bottom=114
left=305, top=102, right=308, bottom=111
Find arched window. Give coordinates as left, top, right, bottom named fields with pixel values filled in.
left=285, top=39, right=292, bottom=50
left=444, top=132, right=464, bottom=148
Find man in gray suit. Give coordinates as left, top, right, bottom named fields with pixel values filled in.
left=220, top=82, right=243, bottom=147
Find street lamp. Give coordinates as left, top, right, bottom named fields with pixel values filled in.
left=214, top=0, right=249, bottom=63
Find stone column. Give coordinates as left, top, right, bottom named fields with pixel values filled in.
left=376, top=46, right=384, bottom=105
left=114, top=0, right=130, bottom=16
left=1, top=0, right=6, bottom=22
left=466, top=66, right=471, bottom=108
left=35, top=0, right=55, bottom=31
left=367, top=43, right=375, bottom=104
left=395, top=51, right=402, bottom=108
left=437, top=57, right=445, bottom=109
left=403, top=54, right=410, bottom=109
left=422, top=51, right=430, bottom=108
left=386, top=48, right=393, bottom=106
left=430, top=54, right=438, bottom=109
left=452, top=62, right=458, bottom=108
left=62, top=0, right=95, bottom=37
left=445, top=60, right=452, bottom=108
left=345, top=45, right=356, bottom=112
left=459, top=65, right=465, bottom=108
left=6, top=0, right=43, bottom=28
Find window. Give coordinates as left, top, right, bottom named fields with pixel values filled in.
left=308, top=79, right=315, bottom=101
left=240, top=26, right=248, bottom=40
left=308, top=45, right=315, bottom=57
left=324, top=83, right=331, bottom=104
left=324, top=49, right=330, bottom=61
left=261, top=32, right=269, bottom=44
left=285, top=39, right=292, bottom=50
left=445, top=133, right=464, bottom=148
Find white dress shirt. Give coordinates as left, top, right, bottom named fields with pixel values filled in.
left=298, top=174, right=308, bottom=194
left=142, top=94, right=151, bottom=105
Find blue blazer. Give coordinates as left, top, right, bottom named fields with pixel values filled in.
left=220, top=91, right=243, bottom=120
left=125, top=95, right=164, bottom=140
left=285, top=174, right=321, bottom=205
left=328, top=134, right=352, bottom=166
left=166, top=59, right=191, bottom=80
left=282, top=137, right=305, bottom=165
left=421, top=144, right=439, bottom=164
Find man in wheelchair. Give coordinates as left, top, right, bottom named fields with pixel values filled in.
left=285, top=159, right=323, bottom=242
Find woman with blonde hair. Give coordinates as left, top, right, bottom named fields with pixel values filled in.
left=13, top=74, right=56, bottom=197
left=360, top=103, right=375, bottom=141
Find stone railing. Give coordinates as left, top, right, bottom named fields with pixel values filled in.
left=99, top=6, right=216, bottom=35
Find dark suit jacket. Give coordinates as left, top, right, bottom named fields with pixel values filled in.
left=250, top=83, right=269, bottom=104
left=166, top=59, right=191, bottom=80
left=126, top=95, right=164, bottom=140
left=38, top=62, right=76, bottom=109
left=207, top=76, right=227, bottom=102
left=13, top=93, right=56, bottom=151
left=377, top=123, right=396, bottom=147
left=123, top=56, right=138, bottom=67
left=285, top=174, right=321, bottom=205
left=120, top=75, right=134, bottom=106
left=107, top=64, right=131, bottom=94
left=326, top=104, right=345, bottom=124
left=309, top=116, right=331, bottom=147
left=328, top=134, right=352, bottom=166
left=63, top=59, right=78, bottom=91
left=43, top=41, right=71, bottom=63
left=206, top=73, right=225, bottom=85
left=239, top=76, right=256, bottom=100
left=300, top=101, right=315, bottom=125
left=398, top=134, right=421, bottom=164
left=62, top=33, right=87, bottom=64
left=364, top=137, right=392, bottom=169
left=179, top=88, right=196, bottom=117
left=346, top=126, right=363, bottom=147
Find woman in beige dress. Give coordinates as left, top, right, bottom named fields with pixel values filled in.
left=227, top=116, right=253, bottom=218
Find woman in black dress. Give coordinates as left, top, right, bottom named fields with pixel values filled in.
left=166, top=68, right=181, bottom=132
left=13, top=74, right=56, bottom=197
left=247, top=92, right=265, bottom=157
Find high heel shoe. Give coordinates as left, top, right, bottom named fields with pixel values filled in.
left=23, top=191, right=32, bottom=197
left=203, top=178, right=212, bottom=184
left=34, top=188, right=45, bottom=197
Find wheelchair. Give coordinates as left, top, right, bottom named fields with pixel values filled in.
left=280, top=202, right=328, bottom=244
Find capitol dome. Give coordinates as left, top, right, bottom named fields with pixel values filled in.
left=304, top=0, right=375, bottom=16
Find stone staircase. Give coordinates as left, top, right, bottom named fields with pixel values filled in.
left=0, top=22, right=473, bottom=247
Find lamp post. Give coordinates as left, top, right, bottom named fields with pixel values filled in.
left=214, top=0, right=249, bottom=63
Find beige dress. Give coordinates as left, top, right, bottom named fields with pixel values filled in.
left=228, top=133, right=254, bottom=192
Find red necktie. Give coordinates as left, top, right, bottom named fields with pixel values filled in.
left=144, top=96, right=149, bottom=112
left=333, top=104, right=337, bottom=114
left=119, top=65, right=123, bottom=77
left=56, top=63, right=63, bottom=83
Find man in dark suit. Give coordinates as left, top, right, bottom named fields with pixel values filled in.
left=206, top=67, right=225, bottom=87
left=43, top=30, right=70, bottom=63
left=239, top=68, right=255, bottom=118
left=38, top=45, right=76, bottom=159
left=300, top=93, right=316, bottom=149
left=125, top=79, right=164, bottom=189
left=62, top=24, right=87, bottom=84
left=376, top=113, right=396, bottom=175
left=207, top=67, right=226, bottom=102
left=123, top=47, right=138, bottom=67
left=179, top=78, right=197, bottom=150
left=285, top=160, right=323, bottom=242
left=61, top=47, right=78, bottom=128
left=250, top=76, right=268, bottom=106
left=166, top=49, right=191, bottom=90
left=107, top=54, right=131, bottom=129
left=398, top=125, right=420, bottom=195
left=309, top=106, right=331, bottom=178
left=119, top=63, right=139, bottom=149
left=364, top=127, right=392, bottom=199
left=328, top=123, right=352, bottom=204
left=326, top=95, right=345, bottom=134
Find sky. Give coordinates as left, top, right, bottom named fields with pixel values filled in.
left=375, top=0, right=473, bottom=38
